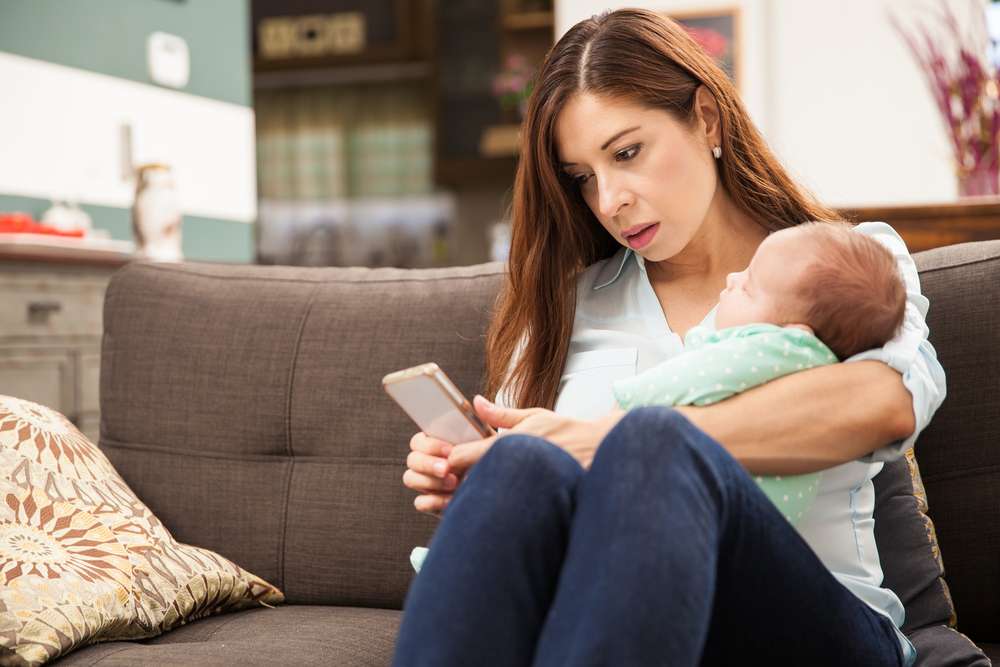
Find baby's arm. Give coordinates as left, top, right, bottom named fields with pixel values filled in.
left=613, top=327, right=836, bottom=409
left=611, top=327, right=837, bottom=527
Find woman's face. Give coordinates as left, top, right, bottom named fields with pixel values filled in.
left=553, top=90, right=720, bottom=263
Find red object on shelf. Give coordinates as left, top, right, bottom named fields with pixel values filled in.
left=0, top=212, right=85, bottom=237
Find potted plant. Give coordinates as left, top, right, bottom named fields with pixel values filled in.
left=891, top=1, right=999, bottom=197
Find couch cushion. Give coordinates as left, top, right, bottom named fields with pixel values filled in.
left=904, top=240, right=1000, bottom=644
left=54, top=605, right=401, bottom=666
left=99, top=261, right=505, bottom=609
left=978, top=643, right=1000, bottom=665
left=0, top=395, right=283, bottom=665
left=907, top=625, right=992, bottom=666
left=874, top=449, right=956, bottom=634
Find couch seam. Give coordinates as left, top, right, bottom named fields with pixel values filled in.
left=200, top=610, right=251, bottom=642
left=919, top=253, right=1000, bottom=274
left=126, top=262, right=506, bottom=284
left=277, top=284, right=318, bottom=593
left=98, top=437, right=403, bottom=464
left=922, top=463, right=1000, bottom=483
left=86, top=644, right=137, bottom=665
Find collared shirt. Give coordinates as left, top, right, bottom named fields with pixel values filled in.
left=495, top=222, right=945, bottom=666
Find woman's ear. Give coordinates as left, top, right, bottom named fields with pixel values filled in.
left=694, top=84, right=722, bottom=149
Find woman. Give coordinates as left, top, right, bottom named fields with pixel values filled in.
left=394, top=9, right=944, bottom=666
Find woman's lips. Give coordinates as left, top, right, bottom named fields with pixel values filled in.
left=626, top=223, right=659, bottom=249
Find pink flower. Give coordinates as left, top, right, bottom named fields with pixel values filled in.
left=685, top=26, right=729, bottom=59
left=890, top=0, right=999, bottom=194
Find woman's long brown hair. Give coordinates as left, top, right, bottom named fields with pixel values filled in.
left=483, top=8, right=842, bottom=410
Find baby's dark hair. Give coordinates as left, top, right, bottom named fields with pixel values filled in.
left=793, top=222, right=906, bottom=360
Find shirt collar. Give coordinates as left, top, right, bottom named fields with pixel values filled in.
left=592, top=247, right=647, bottom=290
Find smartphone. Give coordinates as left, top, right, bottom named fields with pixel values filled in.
left=382, top=362, right=495, bottom=445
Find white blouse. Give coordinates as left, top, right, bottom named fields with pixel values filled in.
left=494, top=222, right=945, bottom=666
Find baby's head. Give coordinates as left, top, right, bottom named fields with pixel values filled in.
left=716, top=222, right=906, bottom=359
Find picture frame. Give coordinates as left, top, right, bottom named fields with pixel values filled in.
left=663, top=7, right=742, bottom=91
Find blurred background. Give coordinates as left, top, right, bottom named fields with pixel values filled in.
left=2, top=0, right=999, bottom=268
left=1, top=0, right=998, bottom=436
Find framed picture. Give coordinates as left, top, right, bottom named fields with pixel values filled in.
left=251, top=0, right=422, bottom=71
left=664, top=7, right=741, bottom=90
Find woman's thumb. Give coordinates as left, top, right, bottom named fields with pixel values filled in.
left=473, top=394, right=527, bottom=429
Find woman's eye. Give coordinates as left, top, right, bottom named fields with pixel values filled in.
left=572, top=174, right=592, bottom=186
left=615, top=144, right=642, bottom=161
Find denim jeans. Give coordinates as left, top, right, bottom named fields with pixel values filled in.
left=392, top=407, right=904, bottom=667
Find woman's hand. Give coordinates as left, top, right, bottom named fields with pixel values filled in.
left=403, top=431, right=462, bottom=518
left=448, top=396, right=628, bottom=474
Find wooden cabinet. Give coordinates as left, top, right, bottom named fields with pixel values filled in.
left=433, top=1, right=554, bottom=185
left=0, top=257, right=127, bottom=443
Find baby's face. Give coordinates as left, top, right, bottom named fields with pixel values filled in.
left=715, top=228, right=813, bottom=330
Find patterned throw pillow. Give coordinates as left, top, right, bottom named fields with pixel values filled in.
left=0, top=395, right=284, bottom=665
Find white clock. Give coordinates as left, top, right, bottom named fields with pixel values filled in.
left=147, top=31, right=190, bottom=89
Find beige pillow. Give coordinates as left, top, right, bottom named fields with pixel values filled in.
left=0, top=395, right=284, bottom=665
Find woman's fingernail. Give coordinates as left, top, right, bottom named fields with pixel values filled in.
left=434, top=461, right=447, bottom=476
left=441, top=444, right=453, bottom=456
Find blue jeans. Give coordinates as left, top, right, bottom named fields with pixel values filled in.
left=392, top=407, right=904, bottom=666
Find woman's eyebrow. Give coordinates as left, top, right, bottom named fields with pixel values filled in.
left=600, top=126, right=641, bottom=150
left=558, top=126, right=642, bottom=167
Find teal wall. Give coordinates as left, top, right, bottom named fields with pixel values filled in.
left=0, top=0, right=256, bottom=263
left=0, top=0, right=250, bottom=106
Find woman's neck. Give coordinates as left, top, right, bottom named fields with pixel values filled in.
left=647, top=205, right=767, bottom=286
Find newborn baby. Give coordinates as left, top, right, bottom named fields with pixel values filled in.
left=613, top=221, right=907, bottom=524
left=411, top=222, right=907, bottom=573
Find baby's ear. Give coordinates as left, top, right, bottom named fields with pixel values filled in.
left=784, top=323, right=815, bottom=336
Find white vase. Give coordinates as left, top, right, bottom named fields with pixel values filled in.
left=132, top=163, right=183, bottom=262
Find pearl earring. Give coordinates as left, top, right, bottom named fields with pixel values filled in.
left=712, top=146, right=722, bottom=159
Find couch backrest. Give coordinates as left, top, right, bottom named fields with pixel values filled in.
left=100, top=240, right=1000, bottom=624
left=99, top=261, right=504, bottom=609
left=902, top=240, right=1000, bottom=641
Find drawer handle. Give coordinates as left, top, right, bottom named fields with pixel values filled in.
left=27, top=301, right=62, bottom=322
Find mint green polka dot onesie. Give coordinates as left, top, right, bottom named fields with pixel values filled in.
left=410, top=323, right=838, bottom=574
left=612, top=322, right=838, bottom=526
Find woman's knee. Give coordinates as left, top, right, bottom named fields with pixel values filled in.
left=593, top=406, right=729, bottom=479
left=472, top=434, right=583, bottom=491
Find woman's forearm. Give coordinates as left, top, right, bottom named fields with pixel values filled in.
left=673, top=361, right=915, bottom=475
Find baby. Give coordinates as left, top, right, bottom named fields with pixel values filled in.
left=411, top=222, right=906, bottom=573
left=612, top=220, right=907, bottom=524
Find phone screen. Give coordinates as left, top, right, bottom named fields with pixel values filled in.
left=384, top=372, right=492, bottom=444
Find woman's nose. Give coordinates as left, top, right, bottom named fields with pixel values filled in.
left=596, top=175, right=632, bottom=219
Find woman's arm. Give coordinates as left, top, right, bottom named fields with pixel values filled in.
left=460, top=358, right=911, bottom=477
left=672, top=222, right=946, bottom=475
left=671, top=360, right=914, bottom=475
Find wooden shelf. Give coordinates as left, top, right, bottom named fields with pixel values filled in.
left=436, top=156, right=519, bottom=188
left=838, top=197, right=1000, bottom=252
left=254, top=61, right=431, bottom=89
left=479, top=124, right=522, bottom=157
left=502, top=11, right=554, bottom=31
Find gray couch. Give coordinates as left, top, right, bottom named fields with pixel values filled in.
left=56, top=240, right=999, bottom=665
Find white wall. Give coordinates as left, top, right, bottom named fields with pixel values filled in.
left=556, top=0, right=980, bottom=207
left=0, top=51, right=256, bottom=223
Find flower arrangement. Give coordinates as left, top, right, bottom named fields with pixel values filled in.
left=492, top=54, right=535, bottom=121
left=890, top=1, right=999, bottom=197
left=684, top=26, right=730, bottom=61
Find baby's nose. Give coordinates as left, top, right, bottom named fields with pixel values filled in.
left=725, top=272, right=738, bottom=289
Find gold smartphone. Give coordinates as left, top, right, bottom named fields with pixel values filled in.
left=382, top=362, right=495, bottom=444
